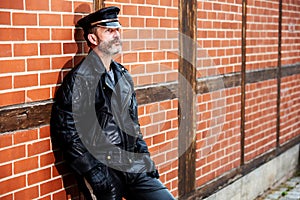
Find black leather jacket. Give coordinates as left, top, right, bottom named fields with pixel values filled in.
left=51, top=51, right=151, bottom=175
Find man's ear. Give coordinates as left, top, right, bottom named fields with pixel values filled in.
left=87, top=34, right=98, bottom=46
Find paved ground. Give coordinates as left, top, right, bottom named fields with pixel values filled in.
left=257, top=174, right=300, bottom=200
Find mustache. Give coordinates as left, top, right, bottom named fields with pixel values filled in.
left=109, top=37, right=122, bottom=45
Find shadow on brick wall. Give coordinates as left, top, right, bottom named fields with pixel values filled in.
left=50, top=3, right=91, bottom=200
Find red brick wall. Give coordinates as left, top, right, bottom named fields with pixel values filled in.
left=0, top=0, right=300, bottom=199
left=0, top=0, right=92, bottom=107
left=195, top=0, right=243, bottom=188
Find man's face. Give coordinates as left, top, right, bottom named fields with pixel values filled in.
left=95, top=27, right=122, bottom=56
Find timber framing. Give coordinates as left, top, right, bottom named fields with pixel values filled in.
left=1, top=0, right=299, bottom=199
left=94, top=0, right=104, bottom=10
left=185, top=135, right=300, bottom=200
left=0, top=64, right=299, bottom=134
left=178, top=0, right=198, bottom=197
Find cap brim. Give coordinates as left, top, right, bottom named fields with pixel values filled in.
left=98, top=21, right=122, bottom=28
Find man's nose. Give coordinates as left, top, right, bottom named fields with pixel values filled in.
left=114, top=30, right=120, bottom=38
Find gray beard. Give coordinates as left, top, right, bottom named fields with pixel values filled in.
left=97, top=38, right=122, bottom=56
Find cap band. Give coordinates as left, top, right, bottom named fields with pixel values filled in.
left=90, top=18, right=119, bottom=26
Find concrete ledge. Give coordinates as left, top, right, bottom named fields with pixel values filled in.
left=204, top=144, right=300, bottom=200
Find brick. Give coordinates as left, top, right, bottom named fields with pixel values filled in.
left=14, top=129, right=38, bottom=144
left=123, top=5, right=138, bottom=15
left=138, top=6, right=152, bottom=16
left=39, top=195, right=51, bottom=200
left=74, top=28, right=85, bottom=41
left=0, top=145, right=25, bottom=163
left=0, top=175, right=26, bottom=194
left=153, top=133, right=166, bottom=144
left=166, top=72, right=177, bottom=82
left=139, top=116, right=151, bottom=126
left=161, top=0, right=173, bottom=6
left=0, top=0, right=24, bottom=9
left=146, top=0, right=159, bottom=5
left=131, top=17, right=144, bottom=27
left=40, top=178, right=63, bottom=195
left=15, top=186, right=39, bottom=200
left=12, top=13, right=37, bottom=26
left=63, top=14, right=76, bottom=26
left=14, top=43, right=38, bottom=57
left=40, top=71, right=61, bottom=85
left=52, top=28, right=73, bottom=40
left=153, top=73, right=165, bottom=83
left=0, top=12, right=11, bottom=25
left=14, top=74, right=38, bottom=88
left=28, top=167, right=51, bottom=185
left=153, top=7, right=165, bottom=17
left=0, top=59, right=25, bottom=74
left=53, top=190, right=68, bottom=200
left=118, top=16, right=130, bottom=27
left=146, top=18, right=159, bottom=27
left=39, top=14, right=61, bottom=26
left=139, top=52, right=152, bottom=62
left=145, top=124, right=159, bottom=135
left=123, top=53, right=138, bottom=63
left=0, top=194, right=13, bottom=200
left=14, top=156, right=39, bottom=174
left=0, top=163, right=12, bottom=179
left=0, top=91, right=25, bottom=107
left=0, top=76, right=12, bottom=90
left=167, top=8, right=177, bottom=18
left=27, top=58, right=50, bottom=71
left=40, top=43, right=62, bottom=55
left=153, top=52, right=166, bottom=61
left=27, top=28, right=50, bottom=40
left=137, top=75, right=152, bottom=86
left=51, top=0, right=72, bottom=12
left=0, top=28, right=25, bottom=41
left=0, top=134, right=13, bottom=148
left=0, top=44, right=12, bottom=57
left=40, top=126, right=50, bottom=139
left=28, top=139, right=50, bottom=156
left=63, top=43, right=78, bottom=54
left=40, top=152, right=55, bottom=167
left=25, top=0, right=49, bottom=10
left=74, top=2, right=92, bottom=13
left=27, top=88, right=51, bottom=102
left=131, top=0, right=145, bottom=3
left=52, top=56, right=73, bottom=69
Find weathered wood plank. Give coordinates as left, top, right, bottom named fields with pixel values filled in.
left=178, top=0, right=198, bottom=198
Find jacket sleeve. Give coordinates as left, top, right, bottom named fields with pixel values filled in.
left=50, top=76, right=98, bottom=175
left=135, top=133, right=150, bottom=153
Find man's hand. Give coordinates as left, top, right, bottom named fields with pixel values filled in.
left=84, top=164, right=113, bottom=194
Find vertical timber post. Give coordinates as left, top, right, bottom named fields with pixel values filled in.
left=94, top=0, right=104, bottom=11
left=276, top=0, right=282, bottom=149
left=178, top=0, right=197, bottom=199
left=240, top=0, right=247, bottom=166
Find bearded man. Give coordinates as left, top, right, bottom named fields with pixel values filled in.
left=50, top=6, right=175, bottom=200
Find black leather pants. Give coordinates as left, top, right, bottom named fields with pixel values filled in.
left=80, top=167, right=176, bottom=200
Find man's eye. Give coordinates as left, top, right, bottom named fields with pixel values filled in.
left=105, top=28, right=119, bottom=33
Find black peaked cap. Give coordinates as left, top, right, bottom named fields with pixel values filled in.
left=77, top=6, right=121, bottom=30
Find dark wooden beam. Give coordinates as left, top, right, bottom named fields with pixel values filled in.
left=178, top=0, right=197, bottom=198
left=276, top=0, right=283, bottom=149
left=1, top=65, right=299, bottom=134
left=94, top=0, right=104, bottom=11
left=0, top=101, right=53, bottom=134
left=240, top=0, right=247, bottom=166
